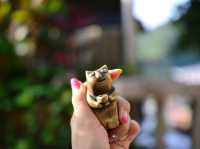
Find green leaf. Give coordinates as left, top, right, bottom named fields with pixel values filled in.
left=16, top=89, right=34, bottom=107
left=14, top=139, right=30, bottom=149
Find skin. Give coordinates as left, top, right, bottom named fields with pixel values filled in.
left=70, top=79, right=140, bottom=149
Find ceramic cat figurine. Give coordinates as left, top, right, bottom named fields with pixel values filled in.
left=85, top=65, right=122, bottom=129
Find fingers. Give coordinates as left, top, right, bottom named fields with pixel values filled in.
left=126, top=120, right=140, bottom=142
left=117, top=97, right=131, bottom=123
left=109, top=97, right=131, bottom=142
left=70, top=78, right=104, bottom=131
left=109, top=115, right=130, bottom=143
left=71, top=78, right=82, bottom=95
left=70, top=78, right=91, bottom=116
left=109, top=97, right=140, bottom=144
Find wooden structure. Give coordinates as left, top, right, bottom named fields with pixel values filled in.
left=115, top=76, right=200, bottom=149
left=121, top=0, right=137, bottom=65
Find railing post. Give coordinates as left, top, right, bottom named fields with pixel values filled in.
left=193, top=96, right=200, bottom=149
left=155, top=94, right=165, bottom=149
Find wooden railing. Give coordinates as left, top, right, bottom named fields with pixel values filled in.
left=115, top=76, right=200, bottom=149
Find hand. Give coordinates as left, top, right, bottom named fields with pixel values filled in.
left=70, top=78, right=140, bottom=149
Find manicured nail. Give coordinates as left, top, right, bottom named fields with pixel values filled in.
left=70, top=78, right=81, bottom=89
left=121, top=112, right=129, bottom=124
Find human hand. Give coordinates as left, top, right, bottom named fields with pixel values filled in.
left=70, top=78, right=140, bottom=149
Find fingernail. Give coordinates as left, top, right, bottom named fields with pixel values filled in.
left=70, top=78, right=81, bottom=89
left=121, top=112, right=129, bottom=124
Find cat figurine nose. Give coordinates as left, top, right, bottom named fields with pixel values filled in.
left=95, top=72, right=102, bottom=79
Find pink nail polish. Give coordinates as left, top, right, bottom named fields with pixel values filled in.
left=70, top=78, right=81, bottom=89
left=121, top=113, right=129, bottom=124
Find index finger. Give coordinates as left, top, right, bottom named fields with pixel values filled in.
left=117, top=96, right=131, bottom=118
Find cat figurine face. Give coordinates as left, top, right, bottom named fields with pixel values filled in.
left=85, top=65, right=112, bottom=95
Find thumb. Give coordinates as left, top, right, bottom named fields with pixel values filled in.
left=70, top=78, right=91, bottom=116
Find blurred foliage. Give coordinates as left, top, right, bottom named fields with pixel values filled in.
left=0, top=0, right=134, bottom=148
left=0, top=61, right=73, bottom=148
left=0, top=30, right=14, bottom=54
left=0, top=0, right=73, bottom=148
left=173, top=0, right=200, bottom=56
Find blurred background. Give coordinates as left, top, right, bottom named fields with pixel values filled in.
left=0, top=0, right=200, bottom=148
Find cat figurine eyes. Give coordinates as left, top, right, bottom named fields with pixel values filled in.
left=85, top=65, right=122, bottom=129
